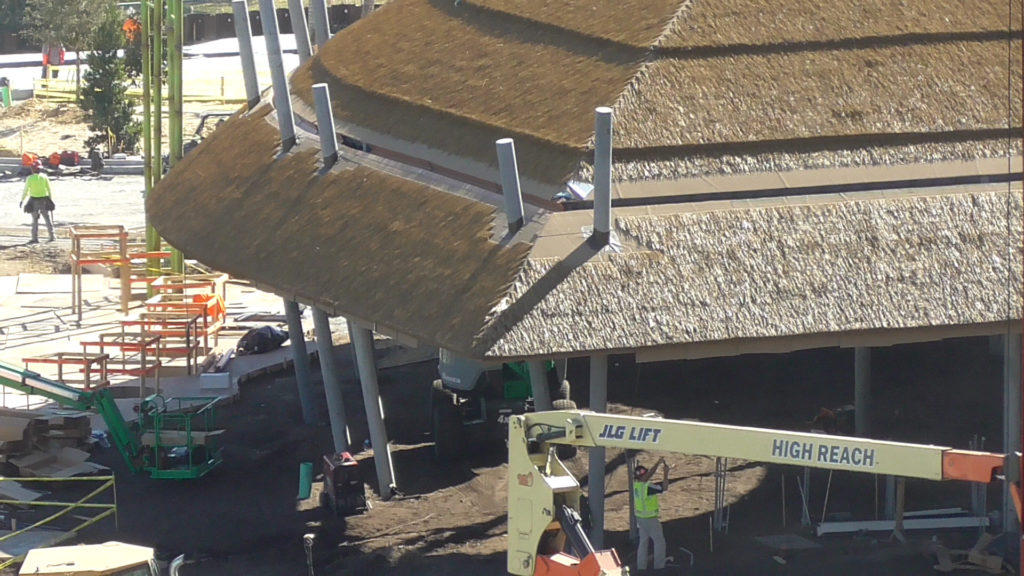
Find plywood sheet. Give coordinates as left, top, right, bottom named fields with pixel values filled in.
left=16, top=273, right=104, bottom=294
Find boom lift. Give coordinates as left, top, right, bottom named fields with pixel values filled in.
left=0, top=361, right=223, bottom=479
left=507, top=409, right=1012, bottom=576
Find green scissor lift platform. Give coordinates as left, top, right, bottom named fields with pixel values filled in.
left=0, top=361, right=223, bottom=479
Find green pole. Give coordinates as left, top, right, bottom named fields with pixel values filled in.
left=169, top=0, right=184, bottom=274
left=153, top=0, right=163, bottom=196
left=143, top=0, right=159, bottom=259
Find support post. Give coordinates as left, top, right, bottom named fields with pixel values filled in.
left=258, top=0, right=296, bottom=150
left=527, top=361, right=553, bottom=412
left=351, top=325, right=396, bottom=498
left=855, top=347, right=871, bottom=437
left=1004, top=333, right=1022, bottom=532
left=232, top=0, right=260, bottom=110
left=313, top=308, right=349, bottom=451
left=589, top=353, right=608, bottom=548
left=168, top=0, right=184, bottom=273
left=495, top=138, right=525, bottom=233
left=288, top=0, right=312, bottom=64
left=284, top=299, right=317, bottom=425
left=310, top=0, right=331, bottom=48
left=312, top=83, right=338, bottom=167
left=591, top=107, right=613, bottom=247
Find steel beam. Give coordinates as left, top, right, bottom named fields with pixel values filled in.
left=284, top=299, right=317, bottom=425
left=313, top=308, right=349, bottom=451
left=351, top=325, right=396, bottom=498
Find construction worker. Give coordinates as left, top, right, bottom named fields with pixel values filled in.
left=634, top=456, right=669, bottom=571
left=19, top=161, right=55, bottom=244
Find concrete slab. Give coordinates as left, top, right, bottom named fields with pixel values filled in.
left=754, top=534, right=822, bottom=551
left=0, top=276, right=16, bottom=300
left=16, top=273, right=104, bottom=294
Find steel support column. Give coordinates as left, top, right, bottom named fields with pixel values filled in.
left=351, top=325, right=396, bottom=498
left=284, top=299, right=317, bottom=425
left=231, top=0, right=260, bottom=109
left=589, top=353, right=608, bottom=548
left=1005, top=333, right=1022, bottom=533
left=527, top=361, right=552, bottom=412
left=313, top=308, right=349, bottom=451
left=855, top=347, right=871, bottom=437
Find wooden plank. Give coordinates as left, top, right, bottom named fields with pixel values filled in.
left=816, top=516, right=989, bottom=536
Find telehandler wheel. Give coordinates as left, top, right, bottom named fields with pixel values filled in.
left=431, top=389, right=463, bottom=461
left=551, top=399, right=578, bottom=460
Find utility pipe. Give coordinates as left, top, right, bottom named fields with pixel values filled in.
left=313, top=83, right=338, bottom=167
left=284, top=300, right=317, bottom=425
left=258, top=0, right=297, bottom=149
left=351, top=325, right=397, bottom=497
left=592, top=107, right=613, bottom=246
left=310, top=0, right=330, bottom=48
left=495, top=138, right=525, bottom=233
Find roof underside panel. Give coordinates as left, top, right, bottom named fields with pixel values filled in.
left=148, top=107, right=531, bottom=354
left=663, top=0, right=1021, bottom=48
left=483, top=190, right=1024, bottom=358
left=289, top=0, right=650, bottom=187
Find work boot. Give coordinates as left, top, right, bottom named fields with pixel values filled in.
left=27, top=239, right=38, bottom=245
left=47, top=235, right=55, bottom=242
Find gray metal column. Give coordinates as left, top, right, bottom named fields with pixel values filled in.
left=1005, top=333, right=1022, bottom=532
left=591, top=107, right=612, bottom=247
left=589, top=353, right=608, bottom=548
left=287, top=0, right=313, bottom=64
left=312, top=83, right=338, bottom=166
left=284, top=299, right=316, bottom=425
left=495, top=138, right=525, bottom=233
left=351, top=325, right=396, bottom=497
left=527, top=361, right=553, bottom=412
left=231, top=0, right=260, bottom=109
left=258, top=0, right=296, bottom=149
left=360, top=0, right=374, bottom=18
left=346, top=319, right=360, bottom=384
left=854, top=347, right=871, bottom=437
left=313, top=308, right=350, bottom=452
left=310, top=0, right=331, bottom=48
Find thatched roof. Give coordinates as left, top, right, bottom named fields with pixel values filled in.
left=149, top=0, right=1024, bottom=362
left=483, top=188, right=1024, bottom=359
left=147, top=106, right=531, bottom=355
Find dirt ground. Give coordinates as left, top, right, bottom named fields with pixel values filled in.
left=0, top=205, right=1016, bottom=576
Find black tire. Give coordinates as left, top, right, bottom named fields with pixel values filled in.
left=431, top=389, right=464, bottom=461
left=551, top=399, right=578, bottom=460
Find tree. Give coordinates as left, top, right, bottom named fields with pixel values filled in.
left=0, top=0, right=27, bottom=37
left=21, top=0, right=111, bottom=99
left=80, top=3, right=140, bottom=154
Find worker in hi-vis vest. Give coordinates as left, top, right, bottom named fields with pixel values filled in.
left=633, top=456, right=669, bottom=571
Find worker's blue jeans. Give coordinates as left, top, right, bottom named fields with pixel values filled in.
left=637, top=515, right=666, bottom=570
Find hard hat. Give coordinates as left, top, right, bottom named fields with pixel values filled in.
left=31, top=160, right=42, bottom=172
left=634, top=465, right=648, bottom=479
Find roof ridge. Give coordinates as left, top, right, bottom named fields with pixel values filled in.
left=567, top=0, right=695, bottom=184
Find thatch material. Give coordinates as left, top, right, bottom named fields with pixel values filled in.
left=466, top=0, right=682, bottom=48
left=664, top=0, right=1021, bottom=48
left=483, top=189, right=1024, bottom=358
left=289, top=0, right=653, bottom=186
left=147, top=105, right=531, bottom=355
left=606, top=137, right=1022, bottom=182
left=613, top=41, right=1022, bottom=149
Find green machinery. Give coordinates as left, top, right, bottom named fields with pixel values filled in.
left=0, top=361, right=223, bottom=479
left=431, top=350, right=574, bottom=460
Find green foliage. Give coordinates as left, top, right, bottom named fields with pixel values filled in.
left=21, top=0, right=109, bottom=47
left=0, top=0, right=26, bottom=36
left=80, top=3, right=140, bottom=154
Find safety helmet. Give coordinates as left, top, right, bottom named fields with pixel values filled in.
left=634, top=465, right=648, bottom=479
left=31, top=160, right=42, bottom=173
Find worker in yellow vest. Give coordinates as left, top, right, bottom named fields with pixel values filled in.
left=634, top=456, right=669, bottom=571
left=19, top=161, right=55, bottom=244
